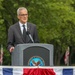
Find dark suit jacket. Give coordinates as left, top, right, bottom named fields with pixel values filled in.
left=7, top=22, right=39, bottom=50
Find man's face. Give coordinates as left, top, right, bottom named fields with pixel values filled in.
left=17, top=9, right=28, bottom=24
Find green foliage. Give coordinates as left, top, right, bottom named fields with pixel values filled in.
left=0, top=0, right=75, bottom=65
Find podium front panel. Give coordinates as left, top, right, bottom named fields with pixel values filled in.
left=23, top=46, right=50, bottom=66
left=12, top=43, right=53, bottom=66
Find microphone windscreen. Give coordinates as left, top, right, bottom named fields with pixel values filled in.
left=26, top=31, right=30, bottom=35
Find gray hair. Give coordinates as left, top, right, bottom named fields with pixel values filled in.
left=17, top=7, right=28, bottom=15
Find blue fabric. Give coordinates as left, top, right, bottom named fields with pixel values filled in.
left=3, top=68, right=13, bottom=75
left=63, top=69, right=73, bottom=75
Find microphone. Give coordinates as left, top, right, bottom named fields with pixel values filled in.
left=26, top=31, right=34, bottom=43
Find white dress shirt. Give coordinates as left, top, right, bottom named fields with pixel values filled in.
left=19, top=21, right=27, bottom=34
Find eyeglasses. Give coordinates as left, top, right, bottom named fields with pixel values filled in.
left=19, top=14, right=28, bottom=16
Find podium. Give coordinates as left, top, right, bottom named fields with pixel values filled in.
left=12, top=43, right=54, bottom=66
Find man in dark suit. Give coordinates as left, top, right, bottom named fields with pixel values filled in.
left=7, top=7, right=39, bottom=53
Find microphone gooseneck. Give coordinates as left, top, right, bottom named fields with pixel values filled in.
left=26, top=31, right=34, bottom=43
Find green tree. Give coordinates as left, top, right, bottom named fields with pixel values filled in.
left=0, top=0, right=75, bottom=65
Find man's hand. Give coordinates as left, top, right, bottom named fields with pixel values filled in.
left=9, top=47, right=14, bottom=53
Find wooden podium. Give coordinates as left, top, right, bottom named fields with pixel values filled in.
left=12, top=43, right=54, bottom=66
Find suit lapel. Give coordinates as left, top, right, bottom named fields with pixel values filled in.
left=26, top=22, right=31, bottom=42
left=16, top=22, right=31, bottom=43
left=27, top=22, right=31, bottom=32
left=16, top=22, right=25, bottom=42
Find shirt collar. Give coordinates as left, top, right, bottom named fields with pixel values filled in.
left=19, top=21, right=27, bottom=27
